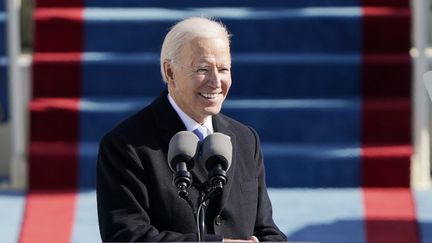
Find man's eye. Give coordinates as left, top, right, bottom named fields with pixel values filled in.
left=197, top=68, right=208, bottom=73
left=219, top=68, right=230, bottom=73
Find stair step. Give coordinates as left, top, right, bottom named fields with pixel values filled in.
left=29, top=142, right=79, bottom=189
left=31, top=139, right=410, bottom=188
left=2, top=187, right=430, bottom=243
left=361, top=144, right=412, bottom=187
left=32, top=52, right=411, bottom=99
left=263, top=143, right=411, bottom=187
left=29, top=97, right=410, bottom=144
left=30, top=97, right=365, bottom=143
left=224, top=98, right=410, bottom=144
left=362, top=54, right=411, bottom=98
left=271, top=188, right=431, bottom=243
left=0, top=59, right=8, bottom=122
left=80, top=142, right=363, bottom=188
left=37, top=0, right=362, bottom=8
left=362, top=99, right=411, bottom=145
left=82, top=7, right=364, bottom=53
left=272, top=188, right=366, bottom=242
left=0, top=18, right=5, bottom=55
left=0, top=191, right=26, bottom=243
left=36, top=0, right=410, bottom=8
left=34, top=6, right=409, bottom=53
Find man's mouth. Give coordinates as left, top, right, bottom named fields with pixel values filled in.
left=199, top=92, right=221, bottom=99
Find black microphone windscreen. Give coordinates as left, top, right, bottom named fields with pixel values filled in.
left=168, top=131, right=199, bottom=172
left=201, top=133, right=232, bottom=171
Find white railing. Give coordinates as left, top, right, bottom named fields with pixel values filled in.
left=6, top=0, right=27, bottom=189
left=412, top=0, right=432, bottom=188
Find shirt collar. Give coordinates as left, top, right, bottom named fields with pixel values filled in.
left=167, top=93, right=214, bottom=134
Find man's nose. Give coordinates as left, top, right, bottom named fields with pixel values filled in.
left=208, top=70, right=222, bottom=88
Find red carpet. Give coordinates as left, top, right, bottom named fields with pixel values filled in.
left=20, top=2, right=84, bottom=243
left=363, top=188, right=420, bottom=243
left=32, top=53, right=82, bottom=98
left=19, top=190, right=77, bottom=243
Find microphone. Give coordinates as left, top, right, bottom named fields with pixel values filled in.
left=168, top=131, right=199, bottom=196
left=201, top=133, right=232, bottom=190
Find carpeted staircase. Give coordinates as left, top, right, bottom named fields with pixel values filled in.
left=1, top=0, right=432, bottom=243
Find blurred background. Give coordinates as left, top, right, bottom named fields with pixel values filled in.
left=0, top=0, right=432, bottom=242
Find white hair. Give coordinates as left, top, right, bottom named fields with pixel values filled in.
left=160, top=16, right=231, bottom=83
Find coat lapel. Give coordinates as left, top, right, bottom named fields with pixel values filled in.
left=212, top=114, right=236, bottom=214
left=152, top=90, right=186, bottom=151
left=153, top=92, right=235, bottom=212
left=152, top=90, right=208, bottom=185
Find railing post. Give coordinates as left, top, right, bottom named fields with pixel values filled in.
left=412, top=0, right=432, bottom=188
left=6, top=0, right=27, bottom=189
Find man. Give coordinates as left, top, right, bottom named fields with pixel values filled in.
left=97, top=17, right=287, bottom=242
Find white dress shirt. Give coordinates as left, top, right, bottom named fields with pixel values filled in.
left=167, top=94, right=214, bottom=136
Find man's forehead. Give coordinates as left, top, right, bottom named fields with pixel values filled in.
left=178, top=37, right=231, bottom=65
left=187, top=36, right=229, bottom=51
left=189, top=53, right=230, bottom=66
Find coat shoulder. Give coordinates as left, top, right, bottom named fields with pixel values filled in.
left=217, top=113, right=259, bottom=142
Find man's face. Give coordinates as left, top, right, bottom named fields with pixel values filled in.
left=167, top=36, right=232, bottom=124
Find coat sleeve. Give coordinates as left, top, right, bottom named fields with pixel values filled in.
left=249, top=127, right=288, bottom=242
left=96, top=131, right=223, bottom=242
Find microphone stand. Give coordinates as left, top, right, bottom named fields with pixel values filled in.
left=175, top=172, right=226, bottom=242
left=177, top=182, right=210, bottom=242
left=196, top=182, right=224, bottom=242
left=196, top=191, right=208, bottom=242
left=177, top=185, right=203, bottom=242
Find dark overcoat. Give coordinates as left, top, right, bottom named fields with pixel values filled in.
left=97, top=91, right=287, bottom=242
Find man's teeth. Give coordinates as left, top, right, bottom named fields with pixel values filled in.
left=200, top=93, right=219, bottom=99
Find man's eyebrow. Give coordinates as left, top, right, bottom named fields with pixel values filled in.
left=193, top=58, right=231, bottom=67
left=195, top=63, right=210, bottom=67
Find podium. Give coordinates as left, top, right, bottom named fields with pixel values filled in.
left=104, top=242, right=319, bottom=243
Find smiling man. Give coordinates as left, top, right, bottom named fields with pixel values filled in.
left=165, top=36, right=231, bottom=124
left=96, top=17, right=287, bottom=242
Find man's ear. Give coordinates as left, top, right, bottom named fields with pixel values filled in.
left=163, top=60, right=175, bottom=84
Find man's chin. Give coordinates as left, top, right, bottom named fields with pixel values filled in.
left=203, top=107, right=222, bottom=116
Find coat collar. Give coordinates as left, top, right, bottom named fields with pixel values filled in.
left=152, top=90, right=235, bottom=213
left=152, top=90, right=186, bottom=148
